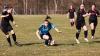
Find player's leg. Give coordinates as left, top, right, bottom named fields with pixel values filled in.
left=90, top=23, right=94, bottom=39
left=82, top=25, right=88, bottom=42
left=47, top=33, right=55, bottom=46
left=70, top=19, right=74, bottom=27
left=10, top=30, right=19, bottom=46
left=72, top=18, right=75, bottom=26
left=76, top=29, right=81, bottom=44
left=43, top=35, right=49, bottom=46
left=2, top=30, right=12, bottom=46
left=1, top=27, right=12, bottom=46
left=90, top=22, right=97, bottom=39
left=5, top=34, right=12, bottom=46
left=75, top=24, right=81, bottom=44
left=10, top=30, right=16, bottom=42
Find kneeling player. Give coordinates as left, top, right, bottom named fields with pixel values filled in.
left=36, top=20, right=61, bottom=46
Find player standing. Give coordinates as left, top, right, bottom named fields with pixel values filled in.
left=68, top=5, right=76, bottom=27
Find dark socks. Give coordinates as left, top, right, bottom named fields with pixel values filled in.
left=12, top=33, right=16, bottom=42
left=7, top=37, right=12, bottom=46
left=84, top=30, right=88, bottom=38
left=76, top=32, right=80, bottom=39
left=45, top=40, right=49, bottom=46
left=71, top=22, right=74, bottom=26
left=91, top=29, right=95, bottom=36
left=76, top=30, right=81, bottom=39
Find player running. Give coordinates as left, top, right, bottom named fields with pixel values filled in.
left=68, top=5, right=76, bottom=27
left=88, top=4, right=100, bottom=39
left=75, top=4, right=88, bottom=44
left=0, top=7, right=19, bottom=46
left=36, top=19, right=61, bottom=46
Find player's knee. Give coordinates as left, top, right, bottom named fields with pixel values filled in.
left=43, top=35, right=49, bottom=40
left=77, top=30, right=81, bottom=34
left=84, top=28, right=87, bottom=31
left=10, top=30, right=15, bottom=34
left=91, top=26, right=94, bottom=30
left=5, top=35, right=10, bottom=38
left=90, top=23, right=94, bottom=30
left=83, top=26, right=87, bottom=31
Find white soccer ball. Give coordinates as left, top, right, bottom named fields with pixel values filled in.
left=50, top=40, right=55, bottom=46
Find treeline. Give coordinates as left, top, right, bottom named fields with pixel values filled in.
left=0, top=0, right=100, bottom=15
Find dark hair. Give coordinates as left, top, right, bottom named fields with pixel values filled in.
left=45, top=15, right=51, bottom=20
left=92, top=4, right=96, bottom=7
left=2, top=11, right=8, bottom=15
left=44, top=19, right=49, bottom=22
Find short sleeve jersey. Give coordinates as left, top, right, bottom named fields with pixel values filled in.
left=39, top=22, right=55, bottom=35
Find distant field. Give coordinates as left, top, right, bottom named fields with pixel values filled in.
left=0, top=15, right=100, bottom=56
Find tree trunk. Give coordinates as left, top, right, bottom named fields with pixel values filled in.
left=54, top=0, right=58, bottom=14
left=23, top=0, right=25, bottom=14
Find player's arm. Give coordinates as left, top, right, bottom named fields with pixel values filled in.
left=12, top=21, right=18, bottom=27
left=82, top=10, right=88, bottom=17
left=36, top=30, right=41, bottom=40
left=83, top=13, right=89, bottom=17
left=54, top=27, right=62, bottom=33
left=96, top=10, right=100, bottom=17
left=10, top=17, right=18, bottom=27
left=86, top=10, right=92, bottom=16
left=8, top=13, right=18, bottom=27
left=51, top=23, right=62, bottom=33
left=1, top=15, right=9, bottom=17
left=74, top=12, right=77, bottom=18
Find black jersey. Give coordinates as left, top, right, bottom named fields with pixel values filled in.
left=76, top=9, right=86, bottom=22
left=76, top=9, right=86, bottom=29
left=8, top=13, right=14, bottom=22
left=88, top=9, right=99, bottom=20
left=0, top=11, right=13, bottom=34
left=68, top=8, right=75, bottom=18
left=1, top=11, right=14, bottom=24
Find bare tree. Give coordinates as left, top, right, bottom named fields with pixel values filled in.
left=45, top=0, right=49, bottom=15
left=54, top=0, right=58, bottom=14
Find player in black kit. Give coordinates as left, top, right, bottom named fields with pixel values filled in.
left=75, top=4, right=88, bottom=44
left=88, top=4, right=100, bottom=39
left=68, top=5, right=76, bottom=27
left=0, top=7, right=19, bottom=46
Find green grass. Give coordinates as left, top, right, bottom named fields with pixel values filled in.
left=0, top=15, right=100, bottom=56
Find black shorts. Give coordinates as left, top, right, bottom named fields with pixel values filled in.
left=40, top=33, right=52, bottom=40
left=76, top=21, right=86, bottom=30
left=0, top=23, right=13, bottom=35
left=89, top=19, right=98, bottom=26
left=69, top=16, right=74, bottom=19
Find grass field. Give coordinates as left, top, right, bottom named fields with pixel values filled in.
left=0, top=15, right=100, bottom=56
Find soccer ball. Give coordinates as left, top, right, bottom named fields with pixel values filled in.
left=50, top=40, right=55, bottom=46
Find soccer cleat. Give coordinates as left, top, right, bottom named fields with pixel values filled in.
left=84, top=38, right=89, bottom=42
left=76, top=39, right=80, bottom=44
left=50, top=40, right=55, bottom=46
left=44, top=45, right=49, bottom=47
